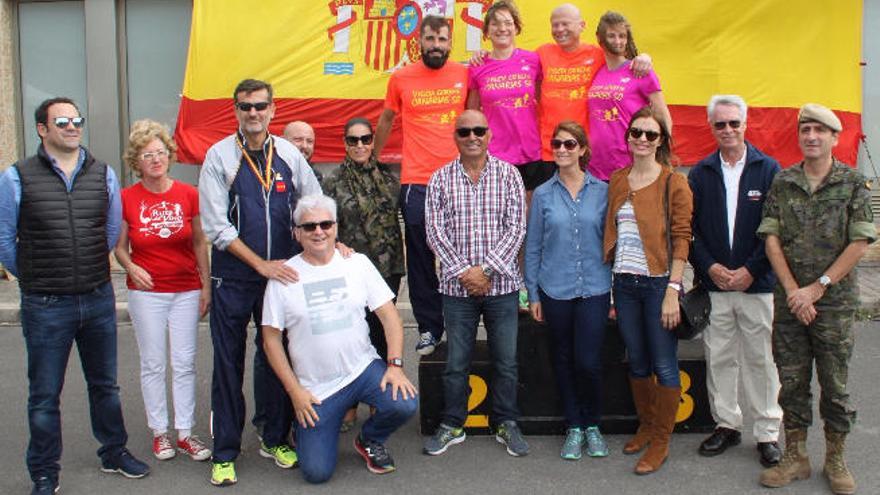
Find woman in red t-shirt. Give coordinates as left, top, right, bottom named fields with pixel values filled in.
left=114, top=119, right=211, bottom=462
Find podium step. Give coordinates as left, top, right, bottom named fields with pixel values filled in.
left=418, top=314, right=713, bottom=435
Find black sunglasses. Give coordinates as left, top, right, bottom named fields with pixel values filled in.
left=455, top=126, right=489, bottom=138
left=235, top=101, right=270, bottom=112
left=628, top=128, right=661, bottom=142
left=550, top=138, right=579, bottom=151
left=345, top=134, right=374, bottom=146
left=53, top=117, right=85, bottom=129
left=297, top=220, right=336, bottom=232
left=712, top=120, right=742, bottom=130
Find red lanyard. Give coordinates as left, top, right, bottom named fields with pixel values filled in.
left=236, top=136, right=275, bottom=192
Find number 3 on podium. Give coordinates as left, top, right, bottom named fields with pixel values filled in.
left=676, top=370, right=695, bottom=423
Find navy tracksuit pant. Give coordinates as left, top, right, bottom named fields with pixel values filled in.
left=210, top=277, right=292, bottom=462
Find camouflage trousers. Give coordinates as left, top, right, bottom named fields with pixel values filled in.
left=771, top=306, right=856, bottom=433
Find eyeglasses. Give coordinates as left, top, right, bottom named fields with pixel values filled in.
left=455, top=126, right=489, bottom=138
left=140, top=149, right=168, bottom=162
left=712, top=120, right=742, bottom=130
left=235, top=101, right=270, bottom=112
left=345, top=134, right=374, bottom=146
left=550, top=138, right=579, bottom=150
left=297, top=220, right=336, bottom=232
left=628, top=128, right=661, bottom=142
left=53, top=117, right=85, bottom=129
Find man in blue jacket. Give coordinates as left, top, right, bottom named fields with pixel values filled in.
left=688, top=95, right=783, bottom=468
left=199, top=79, right=322, bottom=486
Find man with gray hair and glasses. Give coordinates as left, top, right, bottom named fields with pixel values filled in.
left=687, top=94, right=783, bottom=467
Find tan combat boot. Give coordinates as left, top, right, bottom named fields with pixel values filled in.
left=623, top=377, right=655, bottom=455
left=824, top=431, right=856, bottom=495
left=760, top=428, right=811, bottom=488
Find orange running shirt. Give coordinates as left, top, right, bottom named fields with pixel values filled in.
left=536, top=43, right=606, bottom=160
left=384, top=60, right=468, bottom=185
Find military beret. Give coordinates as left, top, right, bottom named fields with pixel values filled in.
left=798, top=103, right=842, bottom=132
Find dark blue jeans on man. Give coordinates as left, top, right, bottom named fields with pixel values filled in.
left=400, top=184, right=444, bottom=341
left=540, top=290, right=610, bottom=427
left=441, top=292, right=519, bottom=427
left=295, top=360, right=417, bottom=484
left=21, top=281, right=128, bottom=481
left=613, top=274, right=680, bottom=387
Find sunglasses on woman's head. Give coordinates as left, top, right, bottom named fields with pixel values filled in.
left=628, top=128, right=661, bottom=142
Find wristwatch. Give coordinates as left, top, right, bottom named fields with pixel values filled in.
left=481, top=264, right=494, bottom=278
left=818, top=274, right=832, bottom=289
left=667, top=280, right=683, bottom=292
left=387, top=357, right=403, bottom=368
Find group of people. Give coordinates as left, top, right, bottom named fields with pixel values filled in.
left=0, top=2, right=874, bottom=495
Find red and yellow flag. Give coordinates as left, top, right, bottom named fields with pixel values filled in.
left=175, top=0, right=862, bottom=166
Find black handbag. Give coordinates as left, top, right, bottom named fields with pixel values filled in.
left=663, top=173, right=711, bottom=340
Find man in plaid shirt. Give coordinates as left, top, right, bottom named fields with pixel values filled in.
left=422, top=109, right=528, bottom=457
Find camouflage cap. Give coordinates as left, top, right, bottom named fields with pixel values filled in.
left=798, top=103, right=842, bottom=132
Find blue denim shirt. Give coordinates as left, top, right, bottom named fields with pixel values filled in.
left=524, top=171, right=611, bottom=302
left=0, top=147, right=121, bottom=277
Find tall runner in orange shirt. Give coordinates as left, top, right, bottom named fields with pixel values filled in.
left=375, top=15, right=468, bottom=356
left=537, top=4, right=652, bottom=169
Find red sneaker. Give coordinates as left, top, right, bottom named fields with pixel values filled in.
left=153, top=433, right=175, bottom=460
left=177, top=435, right=212, bottom=461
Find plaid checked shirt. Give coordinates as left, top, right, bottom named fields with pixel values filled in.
left=425, top=154, right=526, bottom=297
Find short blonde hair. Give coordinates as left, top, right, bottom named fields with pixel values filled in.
left=123, top=119, right=177, bottom=177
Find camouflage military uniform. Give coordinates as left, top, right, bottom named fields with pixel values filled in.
left=757, top=160, right=877, bottom=433
left=322, top=157, right=405, bottom=278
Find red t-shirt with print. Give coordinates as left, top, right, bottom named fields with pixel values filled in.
left=121, top=180, right=202, bottom=292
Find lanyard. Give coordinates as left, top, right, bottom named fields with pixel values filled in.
left=236, top=135, right=275, bottom=192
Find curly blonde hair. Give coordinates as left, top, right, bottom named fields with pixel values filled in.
left=123, top=119, right=177, bottom=177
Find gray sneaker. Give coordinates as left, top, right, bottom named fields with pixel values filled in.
left=585, top=426, right=609, bottom=457
left=561, top=427, right=585, bottom=460
left=423, top=423, right=466, bottom=455
left=495, top=420, right=529, bottom=457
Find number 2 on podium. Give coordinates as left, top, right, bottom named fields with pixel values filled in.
left=464, top=374, right=488, bottom=427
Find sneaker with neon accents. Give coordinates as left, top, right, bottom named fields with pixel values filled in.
left=210, top=461, right=237, bottom=486
left=178, top=435, right=212, bottom=461
left=585, top=426, right=609, bottom=457
left=259, top=443, right=298, bottom=468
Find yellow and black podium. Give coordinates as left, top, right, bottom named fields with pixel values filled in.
left=418, top=313, right=714, bottom=435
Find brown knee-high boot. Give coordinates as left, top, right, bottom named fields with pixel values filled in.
left=624, top=377, right=656, bottom=454
left=635, top=384, right=680, bottom=475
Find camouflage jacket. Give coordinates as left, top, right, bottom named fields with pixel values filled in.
left=757, top=159, right=877, bottom=309
left=322, top=158, right=405, bottom=278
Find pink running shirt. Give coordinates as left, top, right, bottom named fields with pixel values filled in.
left=468, top=48, right=542, bottom=165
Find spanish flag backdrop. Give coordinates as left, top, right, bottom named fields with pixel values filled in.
left=174, top=0, right=863, bottom=166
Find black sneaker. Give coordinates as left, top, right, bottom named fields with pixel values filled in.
left=31, top=476, right=59, bottom=494
left=354, top=434, right=396, bottom=474
left=101, top=448, right=151, bottom=479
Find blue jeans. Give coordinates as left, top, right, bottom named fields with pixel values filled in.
left=613, top=274, right=680, bottom=387
left=441, top=292, right=519, bottom=427
left=21, top=281, right=128, bottom=481
left=295, top=360, right=417, bottom=484
left=540, top=290, right=610, bottom=428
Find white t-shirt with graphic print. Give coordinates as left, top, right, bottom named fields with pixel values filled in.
left=262, top=251, right=393, bottom=400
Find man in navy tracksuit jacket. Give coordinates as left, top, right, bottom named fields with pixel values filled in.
left=199, top=79, right=321, bottom=486
left=688, top=95, right=783, bottom=468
